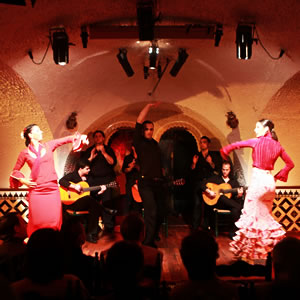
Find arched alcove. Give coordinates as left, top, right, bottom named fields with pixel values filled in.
left=64, top=102, right=228, bottom=173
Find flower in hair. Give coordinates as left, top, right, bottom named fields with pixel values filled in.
left=20, top=127, right=27, bottom=139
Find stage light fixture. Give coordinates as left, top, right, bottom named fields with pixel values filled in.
left=149, top=44, right=159, bottom=69
left=214, top=24, right=223, bottom=47
left=136, top=0, right=154, bottom=41
left=117, top=48, right=134, bottom=77
left=169, top=48, right=189, bottom=77
left=144, top=66, right=149, bottom=79
left=81, top=26, right=89, bottom=48
left=236, top=25, right=253, bottom=60
left=51, top=29, right=69, bottom=65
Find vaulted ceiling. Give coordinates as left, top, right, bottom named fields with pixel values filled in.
left=1, top=0, right=300, bottom=186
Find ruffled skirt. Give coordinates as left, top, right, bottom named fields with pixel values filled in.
left=230, top=168, right=285, bottom=263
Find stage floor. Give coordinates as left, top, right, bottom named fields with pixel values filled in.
left=82, top=215, right=300, bottom=283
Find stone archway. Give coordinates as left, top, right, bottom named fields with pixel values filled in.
left=63, top=102, right=228, bottom=177
left=82, top=102, right=227, bottom=150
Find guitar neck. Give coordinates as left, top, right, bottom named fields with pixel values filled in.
left=221, top=186, right=247, bottom=194
left=82, top=181, right=117, bottom=192
left=222, top=188, right=237, bottom=194
left=83, top=186, right=101, bottom=192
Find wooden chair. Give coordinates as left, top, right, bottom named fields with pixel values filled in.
left=65, top=209, right=89, bottom=216
left=213, top=208, right=231, bottom=237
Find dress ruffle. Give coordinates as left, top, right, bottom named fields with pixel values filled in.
left=230, top=209, right=285, bottom=262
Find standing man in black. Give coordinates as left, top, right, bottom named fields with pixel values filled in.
left=81, top=130, right=117, bottom=234
left=133, top=102, right=166, bottom=248
left=191, top=136, right=223, bottom=231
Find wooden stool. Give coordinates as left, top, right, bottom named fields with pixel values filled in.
left=66, top=209, right=89, bottom=216
left=213, top=208, right=231, bottom=237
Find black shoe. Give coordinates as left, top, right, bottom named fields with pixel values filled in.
left=97, top=225, right=102, bottom=234
left=92, top=233, right=100, bottom=240
left=86, top=234, right=98, bottom=244
left=229, top=232, right=235, bottom=240
left=155, top=235, right=161, bottom=242
left=143, top=241, right=158, bottom=249
left=102, top=206, right=118, bottom=215
left=103, top=227, right=114, bottom=234
left=200, top=225, right=210, bottom=232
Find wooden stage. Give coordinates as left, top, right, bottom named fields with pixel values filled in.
left=81, top=218, right=246, bottom=283
left=82, top=215, right=300, bottom=283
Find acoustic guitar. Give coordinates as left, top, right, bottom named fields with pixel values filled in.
left=131, top=178, right=185, bottom=203
left=202, top=182, right=245, bottom=206
left=60, top=180, right=118, bottom=204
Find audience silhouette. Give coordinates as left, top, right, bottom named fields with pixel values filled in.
left=0, top=212, right=27, bottom=282
left=170, top=230, right=238, bottom=300
left=11, top=228, right=89, bottom=300
left=61, top=216, right=101, bottom=295
left=254, top=236, right=300, bottom=300
left=101, top=240, right=145, bottom=300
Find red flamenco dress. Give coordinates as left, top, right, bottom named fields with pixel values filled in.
left=10, top=134, right=84, bottom=237
left=221, top=132, right=294, bottom=263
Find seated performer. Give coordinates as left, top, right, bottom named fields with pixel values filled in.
left=201, top=161, right=244, bottom=238
left=191, top=136, right=223, bottom=231
left=59, top=159, right=117, bottom=243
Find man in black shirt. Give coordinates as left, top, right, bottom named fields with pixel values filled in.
left=59, top=159, right=116, bottom=243
left=133, top=102, right=166, bottom=248
left=81, top=130, right=117, bottom=233
left=191, top=136, right=223, bottom=230
left=201, top=161, right=244, bottom=238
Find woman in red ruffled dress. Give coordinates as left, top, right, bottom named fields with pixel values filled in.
left=221, top=119, right=294, bottom=263
left=10, top=124, right=88, bottom=237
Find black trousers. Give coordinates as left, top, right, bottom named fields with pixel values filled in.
left=192, top=180, right=205, bottom=229
left=138, top=178, right=167, bottom=246
left=63, top=195, right=102, bottom=235
left=89, top=176, right=116, bottom=231
left=91, top=188, right=115, bottom=230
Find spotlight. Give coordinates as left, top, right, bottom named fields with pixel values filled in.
left=169, top=48, right=189, bottom=77
left=214, top=24, right=223, bottom=47
left=81, top=26, right=89, bottom=48
left=149, top=44, right=159, bottom=69
left=144, top=66, right=149, bottom=79
left=51, top=29, right=69, bottom=65
left=117, top=48, right=134, bottom=77
left=136, top=0, right=154, bottom=41
left=236, top=25, right=253, bottom=60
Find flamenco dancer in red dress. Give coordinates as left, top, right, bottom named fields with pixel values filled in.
left=10, top=124, right=88, bottom=237
left=221, top=119, right=294, bottom=263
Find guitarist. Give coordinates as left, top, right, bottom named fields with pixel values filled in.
left=59, top=159, right=117, bottom=243
left=201, top=161, right=244, bottom=239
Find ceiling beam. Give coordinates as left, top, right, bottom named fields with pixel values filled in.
left=89, top=24, right=215, bottom=40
